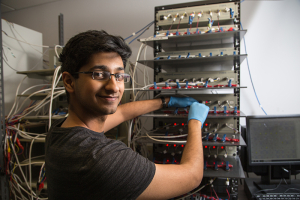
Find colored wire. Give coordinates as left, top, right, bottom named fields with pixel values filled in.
left=213, top=188, right=219, bottom=199
left=124, top=21, right=154, bottom=41
left=4, top=19, right=43, bottom=54
left=226, top=188, right=230, bottom=199
left=2, top=30, right=49, bottom=48
left=240, top=22, right=267, bottom=115
left=253, top=178, right=283, bottom=196
left=55, top=45, right=63, bottom=58
left=128, top=22, right=154, bottom=44
left=169, top=21, right=174, bottom=30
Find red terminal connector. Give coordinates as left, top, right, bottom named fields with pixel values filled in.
left=207, top=136, right=240, bottom=142
left=198, top=85, right=212, bottom=88
left=38, top=182, right=44, bottom=191
left=149, top=86, right=160, bottom=89
left=214, top=84, right=224, bottom=87
left=225, top=84, right=237, bottom=87
left=182, top=86, right=192, bottom=89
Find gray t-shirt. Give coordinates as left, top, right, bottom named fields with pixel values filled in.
left=45, top=118, right=155, bottom=200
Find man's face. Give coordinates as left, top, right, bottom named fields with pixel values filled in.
left=72, top=52, right=125, bottom=116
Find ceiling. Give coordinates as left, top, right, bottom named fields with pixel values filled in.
left=1, top=0, right=61, bottom=14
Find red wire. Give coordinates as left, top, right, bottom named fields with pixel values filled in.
left=196, top=17, right=199, bottom=28
left=169, top=22, right=173, bottom=31
left=226, top=188, right=230, bottom=199
left=213, top=188, right=219, bottom=199
left=210, top=187, right=212, bottom=197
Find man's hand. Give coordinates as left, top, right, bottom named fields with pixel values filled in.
left=168, top=96, right=198, bottom=108
left=188, top=102, right=209, bottom=127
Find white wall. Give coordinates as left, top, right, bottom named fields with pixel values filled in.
left=2, top=19, right=44, bottom=116
left=240, top=0, right=300, bottom=125
left=2, top=0, right=300, bottom=123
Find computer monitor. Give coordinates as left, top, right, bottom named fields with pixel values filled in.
left=246, top=115, right=300, bottom=184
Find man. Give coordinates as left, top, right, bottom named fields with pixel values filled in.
left=45, top=30, right=209, bottom=200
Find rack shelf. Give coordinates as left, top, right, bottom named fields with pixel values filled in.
left=17, top=68, right=55, bottom=79
left=136, top=135, right=246, bottom=147
left=203, top=156, right=245, bottom=178
left=137, top=54, right=247, bottom=69
left=141, top=111, right=246, bottom=118
left=138, top=86, right=247, bottom=91
left=138, top=30, right=247, bottom=49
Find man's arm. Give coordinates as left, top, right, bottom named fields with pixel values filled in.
left=104, top=98, right=168, bottom=132
left=104, top=96, right=197, bottom=132
left=137, top=119, right=204, bottom=200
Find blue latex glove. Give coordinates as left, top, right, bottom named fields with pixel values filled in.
left=168, top=96, right=198, bottom=108
left=188, top=102, right=209, bottom=127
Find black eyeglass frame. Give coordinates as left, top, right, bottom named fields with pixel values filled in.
left=73, top=71, right=131, bottom=83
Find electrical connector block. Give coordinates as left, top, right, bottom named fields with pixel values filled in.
left=230, top=8, right=234, bottom=18
left=187, top=28, right=191, bottom=35
left=162, top=82, right=172, bottom=89
left=204, top=135, right=240, bottom=143
left=205, top=133, right=210, bottom=141
left=221, top=134, right=226, bottom=142
left=234, top=106, right=238, bottom=114
left=188, top=13, right=195, bottom=25
left=212, top=133, right=218, bottom=142
left=214, top=161, right=218, bottom=170
left=149, top=82, right=160, bottom=89
left=205, top=162, right=233, bottom=170
left=226, top=161, right=230, bottom=171
left=224, top=106, right=227, bottom=114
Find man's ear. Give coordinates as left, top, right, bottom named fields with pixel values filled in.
left=62, top=72, right=75, bottom=93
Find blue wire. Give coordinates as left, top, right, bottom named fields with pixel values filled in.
left=128, top=22, right=154, bottom=44
left=124, top=21, right=154, bottom=41
left=240, top=22, right=267, bottom=115
left=241, top=0, right=245, bottom=3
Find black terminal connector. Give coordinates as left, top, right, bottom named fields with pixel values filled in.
left=160, top=15, right=164, bottom=20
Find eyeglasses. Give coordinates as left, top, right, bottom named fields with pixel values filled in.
left=74, top=71, right=131, bottom=83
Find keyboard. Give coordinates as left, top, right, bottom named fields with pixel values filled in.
left=255, top=194, right=300, bottom=200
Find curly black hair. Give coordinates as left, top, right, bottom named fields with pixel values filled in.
left=60, top=30, right=131, bottom=76
left=59, top=30, right=132, bottom=103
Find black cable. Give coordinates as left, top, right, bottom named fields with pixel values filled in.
left=253, top=178, right=283, bottom=196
